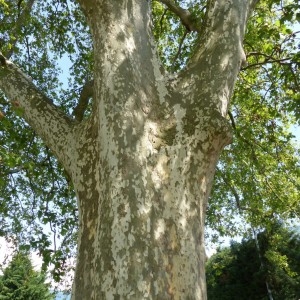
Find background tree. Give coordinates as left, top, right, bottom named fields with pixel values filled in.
left=0, top=0, right=299, bottom=299
left=206, top=224, right=300, bottom=300
left=0, top=252, right=54, bottom=300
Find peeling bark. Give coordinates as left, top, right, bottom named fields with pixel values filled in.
left=0, top=0, right=258, bottom=299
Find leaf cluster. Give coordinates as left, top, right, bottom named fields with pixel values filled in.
left=206, top=224, right=300, bottom=299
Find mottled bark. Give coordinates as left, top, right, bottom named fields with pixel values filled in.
left=0, top=0, right=257, bottom=299
left=0, top=52, right=75, bottom=175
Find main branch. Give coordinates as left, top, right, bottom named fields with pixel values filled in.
left=0, top=52, right=76, bottom=173
left=174, top=0, right=259, bottom=120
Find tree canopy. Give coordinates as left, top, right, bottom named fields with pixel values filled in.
left=0, top=251, right=54, bottom=299
left=206, top=224, right=300, bottom=299
left=0, top=0, right=299, bottom=284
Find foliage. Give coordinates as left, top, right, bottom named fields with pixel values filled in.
left=0, top=252, right=54, bottom=300
left=0, top=0, right=299, bottom=284
left=206, top=224, right=300, bottom=299
left=204, top=0, right=300, bottom=240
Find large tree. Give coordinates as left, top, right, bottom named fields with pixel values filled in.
left=0, top=0, right=299, bottom=299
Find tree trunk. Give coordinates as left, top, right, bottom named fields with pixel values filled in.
left=72, top=136, right=229, bottom=299
left=0, top=0, right=257, bottom=299
left=71, top=1, right=233, bottom=298
left=71, top=100, right=231, bottom=299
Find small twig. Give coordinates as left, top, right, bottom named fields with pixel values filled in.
left=159, top=8, right=168, bottom=35
left=228, top=111, right=236, bottom=130
left=288, top=64, right=300, bottom=91
left=241, top=57, right=292, bottom=70
left=50, top=221, right=57, bottom=252
left=172, top=29, right=188, bottom=70
left=25, top=36, right=31, bottom=62
left=217, top=167, right=247, bottom=213
left=282, top=30, right=300, bottom=45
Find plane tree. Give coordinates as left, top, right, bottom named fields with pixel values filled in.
left=0, top=0, right=299, bottom=299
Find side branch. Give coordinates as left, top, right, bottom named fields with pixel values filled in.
left=73, top=80, right=94, bottom=122
left=158, top=0, right=201, bottom=32
left=0, top=53, right=75, bottom=172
